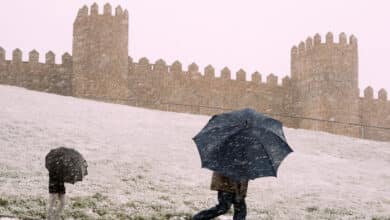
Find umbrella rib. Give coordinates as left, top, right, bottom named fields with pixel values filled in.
left=253, top=129, right=293, bottom=177
left=259, top=142, right=277, bottom=177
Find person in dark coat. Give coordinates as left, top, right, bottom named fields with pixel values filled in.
left=192, top=172, right=249, bottom=220
left=47, top=159, right=87, bottom=220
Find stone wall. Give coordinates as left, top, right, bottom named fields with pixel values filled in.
left=0, top=48, right=72, bottom=96
left=359, top=87, right=390, bottom=141
left=127, top=57, right=296, bottom=127
left=291, top=32, right=361, bottom=137
left=72, top=3, right=129, bottom=102
left=0, top=3, right=389, bottom=142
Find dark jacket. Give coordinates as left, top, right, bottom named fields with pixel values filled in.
left=210, top=172, right=248, bottom=197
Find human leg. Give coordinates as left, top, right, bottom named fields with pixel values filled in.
left=233, top=195, right=247, bottom=220
left=48, top=177, right=66, bottom=220
left=47, top=193, right=58, bottom=220
left=192, top=191, right=234, bottom=220
left=54, top=194, right=65, bottom=220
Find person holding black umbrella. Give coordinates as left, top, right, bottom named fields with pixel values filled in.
left=45, top=147, right=88, bottom=220
left=192, top=108, right=293, bottom=220
left=193, top=172, right=248, bottom=220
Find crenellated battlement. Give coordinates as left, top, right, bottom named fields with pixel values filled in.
left=291, top=32, right=357, bottom=58
left=75, top=3, right=128, bottom=20
left=0, top=48, right=72, bottom=66
left=130, top=57, right=287, bottom=88
left=1, top=4, right=389, bottom=142
left=0, top=48, right=73, bottom=96
left=291, top=32, right=359, bottom=94
left=361, top=86, right=389, bottom=102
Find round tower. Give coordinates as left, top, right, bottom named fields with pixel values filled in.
left=290, top=32, right=360, bottom=137
left=72, top=3, right=129, bottom=101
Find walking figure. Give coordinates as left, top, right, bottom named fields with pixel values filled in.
left=193, top=172, right=248, bottom=220
left=192, top=109, right=293, bottom=220
left=45, top=147, right=88, bottom=220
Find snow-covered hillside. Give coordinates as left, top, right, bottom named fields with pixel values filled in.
left=0, top=85, right=389, bottom=220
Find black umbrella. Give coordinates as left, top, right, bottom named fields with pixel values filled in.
left=45, top=147, right=88, bottom=184
left=193, top=108, right=293, bottom=181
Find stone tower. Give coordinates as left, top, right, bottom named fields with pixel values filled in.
left=72, top=3, right=129, bottom=101
left=290, top=32, right=360, bottom=137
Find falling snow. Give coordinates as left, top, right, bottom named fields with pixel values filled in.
left=0, top=85, right=389, bottom=219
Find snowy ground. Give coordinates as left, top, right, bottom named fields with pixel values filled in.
left=0, top=85, right=389, bottom=220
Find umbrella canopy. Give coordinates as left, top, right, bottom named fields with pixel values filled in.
left=193, top=108, right=293, bottom=181
left=45, top=147, right=88, bottom=184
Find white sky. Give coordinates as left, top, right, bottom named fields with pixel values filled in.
left=0, top=0, right=389, bottom=96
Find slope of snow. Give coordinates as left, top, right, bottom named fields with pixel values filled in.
left=0, top=85, right=389, bottom=219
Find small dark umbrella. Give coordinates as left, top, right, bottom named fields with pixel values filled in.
left=45, top=147, right=88, bottom=184
left=193, top=108, right=293, bottom=181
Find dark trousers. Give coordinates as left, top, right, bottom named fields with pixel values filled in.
left=49, top=172, right=65, bottom=194
left=193, top=191, right=247, bottom=220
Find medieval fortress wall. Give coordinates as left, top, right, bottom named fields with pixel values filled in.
left=0, top=3, right=389, bottom=141
left=0, top=49, right=73, bottom=95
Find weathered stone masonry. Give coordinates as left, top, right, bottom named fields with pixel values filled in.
left=0, top=48, right=72, bottom=95
left=0, top=3, right=389, bottom=141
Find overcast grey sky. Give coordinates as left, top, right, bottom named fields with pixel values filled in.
left=0, top=0, right=389, bottom=96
